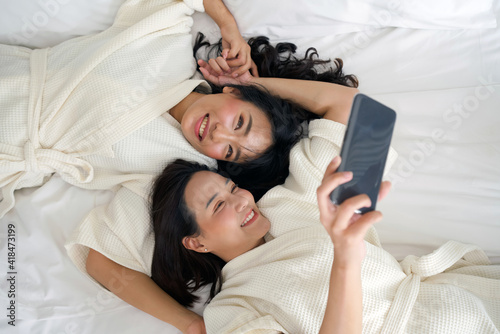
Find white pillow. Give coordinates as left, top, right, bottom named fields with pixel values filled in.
left=0, top=0, right=496, bottom=48
left=223, top=0, right=497, bottom=39
left=0, top=0, right=125, bottom=48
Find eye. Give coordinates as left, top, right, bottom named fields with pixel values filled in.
left=215, top=201, right=224, bottom=213
left=225, top=145, right=233, bottom=159
left=231, top=184, right=238, bottom=193
left=235, top=116, right=243, bottom=130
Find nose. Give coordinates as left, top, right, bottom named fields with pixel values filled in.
left=232, top=193, right=248, bottom=213
left=211, top=123, right=236, bottom=142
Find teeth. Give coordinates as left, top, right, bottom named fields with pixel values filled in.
left=241, top=210, right=255, bottom=227
left=199, top=115, right=208, bottom=139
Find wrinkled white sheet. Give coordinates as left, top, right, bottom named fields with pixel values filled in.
left=1, top=0, right=500, bottom=333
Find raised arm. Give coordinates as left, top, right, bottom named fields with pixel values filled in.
left=198, top=57, right=358, bottom=124
left=316, top=157, right=390, bottom=333
left=251, top=76, right=357, bottom=124
left=86, top=249, right=206, bottom=334
left=202, top=0, right=256, bottom=75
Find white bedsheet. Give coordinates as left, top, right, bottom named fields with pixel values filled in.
left=1, top=0, right=500, bottom=333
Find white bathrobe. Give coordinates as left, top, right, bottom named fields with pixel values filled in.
left=0, top=0, right=213, bottom=217
left=0, top=0, right=216, bottom=275
left=204, top=119, right=500, bottom=334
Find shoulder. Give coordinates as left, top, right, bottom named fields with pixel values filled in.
left=288, top=119, right=346, bottom=184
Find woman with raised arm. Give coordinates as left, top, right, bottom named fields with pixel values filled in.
left=148, top=102, right=394, bottom=332
left=151, top=156, right=390, bottom=333
left=150, top=116, right=499, bottom=332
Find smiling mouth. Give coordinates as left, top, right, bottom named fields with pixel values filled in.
left=241, top=209, right=257, bottom=227
left=198, top=114, right=209, bottom=141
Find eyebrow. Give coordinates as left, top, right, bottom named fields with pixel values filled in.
left=244, top=115, right=253, bottom=136
left=205, top=178, right=231, bottom=209
left=233, top=115, right=253, bottom=162
left=206, top=194, right=217, bottom=209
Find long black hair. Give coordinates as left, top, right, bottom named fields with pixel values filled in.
left=193, top=34, right=358, bottom=91
left=150, top=159, right=226, bottom=307
left=193, top=33, right=358, bottom=200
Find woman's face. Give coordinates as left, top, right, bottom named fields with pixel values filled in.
left=181, top=88, right=273, bottom=163
left=183, top=171, right=270, bottom=262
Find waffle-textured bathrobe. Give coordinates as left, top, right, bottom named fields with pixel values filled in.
left=0, top=0, right=216, bottom=274
left=204, top=119, right=500, bottom=334
left=0, top=0, right=214, bottom=218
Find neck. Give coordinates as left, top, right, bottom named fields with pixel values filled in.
left=218, top=237, right=267, bottom=263
left=169, top=92, right=204, bottom=123
left=256, top=237, right=267, bottom=248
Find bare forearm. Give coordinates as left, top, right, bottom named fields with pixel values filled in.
left=252, top=77, right=358, bottom=124
left=87, top=250, right=199, bottom=332
left=316, top=158, right=382, bottom=333
left=107, top=270, right=196, bottom=329
left=319, top=262, right=362, bottom=334
left=203, top=0, right=237, bottom=31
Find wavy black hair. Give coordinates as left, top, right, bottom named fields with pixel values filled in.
left=150, top=159, right=226, bottom=307
left=194, top=33, right=358, bottom=200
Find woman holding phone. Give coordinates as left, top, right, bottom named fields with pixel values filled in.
left=150, top=121, right=499, bottom=333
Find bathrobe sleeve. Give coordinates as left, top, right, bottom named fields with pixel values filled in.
left=259, top=119, right=398, bottom=238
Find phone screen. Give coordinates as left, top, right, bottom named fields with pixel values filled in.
left=330, top=94, right=396, bottom=214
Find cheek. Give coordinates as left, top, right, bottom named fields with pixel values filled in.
left=182, top=127, right=195, bottom=146
left=180, top=117, right=195, bottom=142
left=180, top=105, right=203, bottom=137
left=250, top=130, right=273, bottom=154
left=208, top=213, right=239, bottom=242
left=202, top=143, right=226, bottom=160
left=215, top=99, right=240, bottom=120
left=239, top=189, right=255, bottom=203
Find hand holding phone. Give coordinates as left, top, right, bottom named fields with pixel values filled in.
left=330, top=93, right=396, bottom=214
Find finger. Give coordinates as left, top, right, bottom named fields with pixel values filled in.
left=199, top=67, right=217, bottom=84
left=234, top=62, right=252, bottom=76
left=227, top=46, right=239, bottom=59
left=221, top=49, right=229, bottom=60
left=215, top=56, right=231, bottom=73
left=319, top=156, right=347, bottom=193
left=378, top=181, right=392, bottom=202
left=319, top=171, right=352, bottom=201
left=232, top=54, right=252, bottom=76
left=317, top=171, right=353, bottom=218
left=317, top=160, right=351, bottom=198
left=226, top=56, right=246, bottom=69
left=208, top=58, right=223, bottom=75
left=348, top=210, right=383, bottom=237
left=322, top=156, right=342, bottom=180
left=335, top=194, right=372, bottom=229
left=231, top=52, right=253, bottom=76
left=198, top=60, right=216, bottom=75
left=250, top=61, right=259, bottom=77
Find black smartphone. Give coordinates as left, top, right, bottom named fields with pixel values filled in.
left=330, top=93, right=396, bottom=214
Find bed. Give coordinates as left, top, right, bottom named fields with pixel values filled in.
left=0, top=0, right=499, bottom=333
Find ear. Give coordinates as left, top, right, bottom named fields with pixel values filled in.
left=182, top=236, right=206, bottom=253
left=222, top=86, right=240, bottom=95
